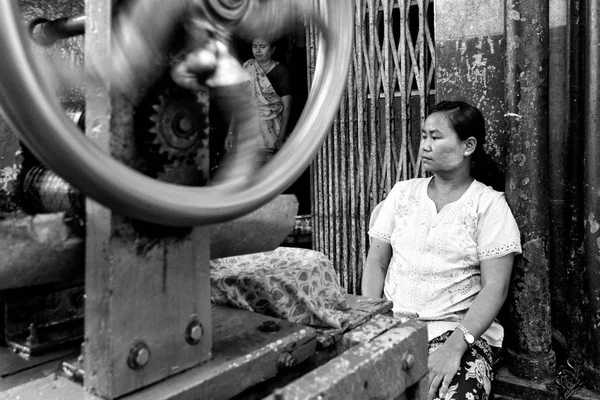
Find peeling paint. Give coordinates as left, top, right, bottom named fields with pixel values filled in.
left=514, top=153, right=527, bottom=167
left=505, top=113, right=523, bottom=120
left=487, top=37, right=495, bottom=54
left=508, top=10, right=521, bottom=21
left=588, top=213, right=600, bottom=234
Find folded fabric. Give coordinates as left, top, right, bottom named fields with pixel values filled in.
left=210, top=247, right=350, bottom=329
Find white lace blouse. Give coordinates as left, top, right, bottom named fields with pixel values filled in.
left=368, top=177, right=522, bottom=347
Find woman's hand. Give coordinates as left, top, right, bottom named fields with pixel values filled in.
left=427, top=339, right=465, bottom=400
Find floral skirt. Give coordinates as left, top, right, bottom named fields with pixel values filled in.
left=429, top=330, right=495, bottom=400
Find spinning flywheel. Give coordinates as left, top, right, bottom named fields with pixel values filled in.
left=0, top=0, right=353, bottom=226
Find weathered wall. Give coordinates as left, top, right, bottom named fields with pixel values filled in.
left=0, top=0, right=84, bottom=211
left=434, top=0, right=506, bottom=162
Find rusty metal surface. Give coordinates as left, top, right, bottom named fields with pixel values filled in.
left=583, top=0, right=600, bottom=390
left=504, top=0, right=556, bottom=380
left=262, top=320, right=428, bottom=400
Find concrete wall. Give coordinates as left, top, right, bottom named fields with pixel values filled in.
left=434, top=0, right=506, bottom=162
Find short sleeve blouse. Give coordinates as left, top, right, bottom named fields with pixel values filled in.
left=266, top=64, right=291, bottom=97
left=368, top=177, right=522, bottom=346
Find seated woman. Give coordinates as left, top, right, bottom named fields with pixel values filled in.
left=362, top=101, right=522, bottom=400
left=241, top=38, right=292, bottom=163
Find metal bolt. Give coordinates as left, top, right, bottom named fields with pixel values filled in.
left=127, top=342, right=151, bottom=369
left=185, top=320, right=204, bottom=345
left=178, top=116, right=193, bottom=132
left=402, top=353, right=415, bottom=370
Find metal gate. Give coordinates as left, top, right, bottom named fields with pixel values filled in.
left=306, top=0, right=436, bottom=293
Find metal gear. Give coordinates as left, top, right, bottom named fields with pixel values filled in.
left=146, top=84, right=209, bottom=164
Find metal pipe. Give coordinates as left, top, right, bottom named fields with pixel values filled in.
left=583, top=0, right=600, bottom=390
left=565, top=0, right=588, bottom=366
left=504, top=0, right=556, bottom=380
left=29, top=15, right=86, bottom=46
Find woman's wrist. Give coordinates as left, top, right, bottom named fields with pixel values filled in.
left=445, top=330, right=469, bottom=354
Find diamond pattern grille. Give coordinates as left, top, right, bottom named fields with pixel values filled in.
left=306, top=0, right=436, bottom=293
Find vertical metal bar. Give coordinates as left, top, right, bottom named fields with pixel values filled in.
left=583, top=0, right=600, bottom=389
left=307, top=10, right=323, bottom=253
left=417, top=0, right=426, bottom=125
left=306, top=8, right=319, bottom=252
left=382, top=0, right=393, bottom=193
left=325, top=110, right=333, bottom=261
left=400, top=0, right=408, bottom=181
left=339, top=89, right=349, bottom=291
left=331, top=114, right=341, bottom=284
left=357, top=0, right=368, bottom=291
left=504, top=0, right=556, bottom=380
left=367, top=0, right=379, bottom=205
left=348, top=46, right=357, bottom=293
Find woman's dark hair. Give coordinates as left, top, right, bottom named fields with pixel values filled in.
left=428, top=100, right=505, bottom=191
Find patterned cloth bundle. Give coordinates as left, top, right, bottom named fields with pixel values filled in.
left=210, top=247, right=350, bottom=329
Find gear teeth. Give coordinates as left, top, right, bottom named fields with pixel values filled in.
left=141, top=83, right=208, bottom=174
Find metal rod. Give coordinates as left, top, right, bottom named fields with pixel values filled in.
left=583, top=0, right=600, bottom=390
left=29, top=15, right=86, bottom=46
left=0, top=195, right=298, bottom=291
left=504, top=0, right=556, bottom=380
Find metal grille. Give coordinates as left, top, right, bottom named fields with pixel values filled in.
left=306, top=0, right=436, bottom=293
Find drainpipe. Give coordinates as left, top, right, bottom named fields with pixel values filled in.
left=504, top=0, right=556, bottom=380
left=583, top=0, right=600, bottom=391
left=565, top=0, right=588, bottom=365
left=562, top=0, right=588, bottom=362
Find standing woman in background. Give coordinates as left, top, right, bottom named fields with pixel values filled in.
left=242, top=38, right=292, bottom=163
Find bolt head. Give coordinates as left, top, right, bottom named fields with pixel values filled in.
left=135, top=348, right=150, bottom=366
left=128, top=342, right=151, bottom=369
left=190, top=325, right=203, bottom=341
left=186, top=320, right=204, bottom=345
